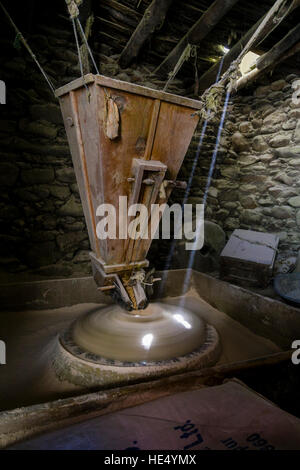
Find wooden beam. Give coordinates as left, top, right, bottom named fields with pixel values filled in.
left=119, top=0, right=173, bottom=68
left=256, top=22, right=300, bottom=70
left=100, top=0, right=142, bottom=29
left=154, top=0, right=241, bottom=77
left=197, top=0, right=300, bottom=93
left=237, top=37, right=300, bottom=91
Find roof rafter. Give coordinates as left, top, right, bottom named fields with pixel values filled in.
left=197, top=0, right=300, bottom=93
left=154, top=0, right=241, bottom=77
left=119, top=0, right=173, bottom=68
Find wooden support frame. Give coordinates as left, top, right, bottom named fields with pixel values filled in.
left=154, top=0, right=241, bottom=77
left=119, top=0, right=173, bottom=68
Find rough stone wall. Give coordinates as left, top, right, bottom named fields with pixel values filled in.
left=0, top=24, right=91, bottom=280
left=174, top=69, right=300, bottom=274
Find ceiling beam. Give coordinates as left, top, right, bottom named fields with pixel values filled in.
left=197, top=0, right=300, bottom=93
left=237, top=24, right=300, bottom=90
left=154, top=0, right=241, bottom=77
left=256, top=21, right=300, bottom=70
left=119, top=0, right=173, bottom=68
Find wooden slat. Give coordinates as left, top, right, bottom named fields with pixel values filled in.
left=143, top=98, right=161, bottom=160
left=119, top=0, right=174, bottom=68
left=101, top=0, right=142, bottom=22
left=59, top=90, right=100, bottom=257
left=96, top=16, right=132, bottom=37
left=55, top=73, right=202, bottom=109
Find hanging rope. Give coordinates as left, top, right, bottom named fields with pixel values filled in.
left=71, top=15, right=90, bottom=99
left=65, top=0, right=99, bottom=75
left=163, top=43, right=197, bottom=92
left=76, top=17, right=99, bottom=75
left=65, top=0, right=83, bottom=19
left=0, top=1, right=56, bottom=96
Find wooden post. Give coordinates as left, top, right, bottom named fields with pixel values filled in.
left=154, top=0, right=241, bottom=77
left=119, top=0, right=173, bottom=68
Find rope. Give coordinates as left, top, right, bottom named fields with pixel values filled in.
left=65, top=0, right=100, bottom=76
left=65, top=0, right=82, bottom=19
left=76, top=17, right=99, bottom=75
left=163, top=43, right=197, bottom=92
left=0, top=1, right=56, bottom=96
left=71, top=16, right=88, bottom=95
left=66, top=1, right=106, bottom=100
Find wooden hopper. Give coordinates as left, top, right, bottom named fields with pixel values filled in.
left=55, top=74, right=201, bottom=309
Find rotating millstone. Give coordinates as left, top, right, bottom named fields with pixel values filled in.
left=54, top=302, right=219, bottom=387
left=70, top=303, right=206, bottom=362
left=53, top=74, right=220, bottom=387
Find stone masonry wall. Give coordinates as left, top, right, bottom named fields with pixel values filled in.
left=173, top=68, right=300, bottom=275
left=0, top=23, right=91, bottom=280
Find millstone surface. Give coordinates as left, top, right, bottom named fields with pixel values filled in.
left=66, top=302, right=207, bottom=363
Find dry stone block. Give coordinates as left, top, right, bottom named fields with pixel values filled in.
left=251, top=118, right=262, bottom=129
left=294, top=122, right=300, bottom=143
left=49, top=185, right=71, bottom=200
left=263, top=112, right=285, bottom=127
left=56, top=167, right=76, bottom=183
left=258, top=197, right=273, bottom=206
left=0, top=162, right=19, bottom=187
left=30, top=103, right=63, bottom=125
left=288, top=196, right=300, bottom=208
left=270, top=79, right=286, bottom=91
left=239, top=122, right=253, bottom=133
left=58, top=195, right=83, bottom=217
left=274, top=173, right=294, bottom=185
left=282, top=120, right=296, bottom=131
left=238, top=156, right=259, bottom=166
left=289, top=109, right=300, bottom=119
left=296, top=210, right=300, bottom=227
left=253, top=135, right=268, bottom=152
left=231, top=132, right=249, bottom=152
left=19, top=119, right=57, bottom=139
left=239, top=195, right=257, bottom=209
left=274, top=146, right=300, bottom=158
left=220, top=166, right=239, bottom=178
left=269, top=135, right=291, bottom=148
left=240, top=210, right=262, bottom=225
left=56, top=232, right=87, bottom=253
left=21, top=168, right=54, bottom=185
left=270, top=206, right=294, bottom=219
left=254, top=86, right=269, bottom=97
